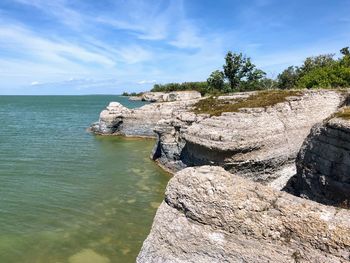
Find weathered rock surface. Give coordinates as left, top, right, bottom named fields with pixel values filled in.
left=293, top=116, right=350, bottom=206
left=152, top=90, right=346, bottom=185
left=137, top=166, right=350, bottom=263
left=141, top=91, right=201, bottom=102
left=128, top=96, right=142, bottom=101
left=90, top=99, right=200, bottom=137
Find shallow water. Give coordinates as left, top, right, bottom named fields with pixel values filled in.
left=0, top=95, right=169, bottom=263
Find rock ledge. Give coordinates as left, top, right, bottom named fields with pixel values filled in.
left=137, top=166, right=350, bottom=263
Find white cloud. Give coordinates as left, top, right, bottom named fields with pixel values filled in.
left=137, top=80, right=156, bottom=84
left=30, top=81, right=39, bottom=86
left=0, top=24, right=116, bottom=67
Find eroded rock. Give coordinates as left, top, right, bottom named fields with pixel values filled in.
left=152, top=90, right=346, bottom=185
left=293, top=115, right=350, bottom=207
left=137, top=166, right=350, bottom=263
left=141, top=91, right=201, bottom=102
left=90, top=99, right=200, bottom=137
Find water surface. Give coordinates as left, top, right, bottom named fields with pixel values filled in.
left=0, top=95, right=169, bottom=263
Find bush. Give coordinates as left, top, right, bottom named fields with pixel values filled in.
left=277, top=47, right=350, bottom=89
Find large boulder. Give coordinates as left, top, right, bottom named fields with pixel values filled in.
left=152, top=90, right=346, bottom=186
left=293, top=114, right=350, bottom=207
left=137, top=166, right=350, bottom=263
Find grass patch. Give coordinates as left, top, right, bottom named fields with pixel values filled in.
left=334, top=107, right=350, bottom=120
left=193, top=90, right=303, bottom=116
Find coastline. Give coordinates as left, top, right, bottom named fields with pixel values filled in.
left=89, top=90, right=350, bottom=262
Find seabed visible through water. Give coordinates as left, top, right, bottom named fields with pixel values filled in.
left=0, top=96, right=169, bottom=263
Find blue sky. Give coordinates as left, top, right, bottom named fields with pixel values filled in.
left=0, top=0, right=349, bottom=94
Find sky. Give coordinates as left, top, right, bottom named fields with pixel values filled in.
left=0, top=0, right=349, bottom=94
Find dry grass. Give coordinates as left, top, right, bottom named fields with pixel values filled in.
left=334, top=107, right=350, bottom=120
left=193, top=90, right=303, bottom=116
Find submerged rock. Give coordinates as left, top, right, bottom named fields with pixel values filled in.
left=137, top=166, right=350, bottom=263
left=68, top=249, right=110, bottom=263
left=152, top=90, right=346, bottom=186
left=293, top=114, right=350, bottom=207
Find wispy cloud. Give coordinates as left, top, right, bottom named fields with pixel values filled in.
left=0, top=23, right=115, bottom=66
left=0, top=0, right=349, bottom=94
left=12, top=0, right=84, bottom=28
left=137, top=80, right=156, bottom=84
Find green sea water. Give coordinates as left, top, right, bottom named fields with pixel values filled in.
left=0, top=95, right=169, bottom=263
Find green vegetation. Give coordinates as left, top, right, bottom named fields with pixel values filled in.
left=334, top=107, right=350, bottom=120
left=151, top=51, right=271, bottom=95
left=151, top=82, right=209, bottom=95
left=149, top=47, right=349, bottom=95
left=193, top=90, right=302, bottom=116
left=222, top=51, right=266, bottom=91
left=207, top=70, right=225, bottom=92
left=122, top=91, right=142, bottom=96
left=277, top=47, right=350, bottom=89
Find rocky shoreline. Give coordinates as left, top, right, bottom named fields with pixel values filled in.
left=137, top=166, right=350, bottom=263
left=90, top=90, right=350, bottom=262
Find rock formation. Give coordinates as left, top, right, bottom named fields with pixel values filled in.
left=126, top=91, right=202, bottom=102
left=152, top=90, right=345, bottom=186
left=292, top=114, right=350, bottom=207
left=137, top=166, right=350, bottom=263
left=90, top=99, right=200, bottom=137
left=140, top=91, right=201, bottom=102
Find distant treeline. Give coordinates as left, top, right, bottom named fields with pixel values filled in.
left=122, top=91, right=143, bottom=96
left=149, top=47, right=350, bottom=95
left=151, top=82, right=209, bottom=95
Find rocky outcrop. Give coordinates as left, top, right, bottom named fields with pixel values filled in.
left=90, top=99, right=200, bottom=137
left=293, top=115, right=350, bottom=207
left=152, top=91, right=346, bottom=185
left=137, top=166, right=350, bottom=263
left=140, top=91, right=202, bottom=102
left=128, top=96, right=142, bottom=101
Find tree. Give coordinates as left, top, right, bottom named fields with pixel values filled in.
left=340, top=47, right=350, bottom=67
left=296, top=48, right=350, bottom=89
left=340, top=47, right=350, bottom=56
left=277, top=66, right=299, bottom=89
left=207, top=70, right=225, bottom=91
left=299, top=54, right=335, bottom=75
left=223, top=51, right=265, bottom=91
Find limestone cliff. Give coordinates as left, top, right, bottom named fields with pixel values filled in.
left=90, top=98, right=200, bottom=137
left=293, top=113, right=350, bottom=207
left=152, top=90, right=345, bottom=185
left=141, top=91, right=201, bottom=102
left=137, top=166, right=350, bottom=263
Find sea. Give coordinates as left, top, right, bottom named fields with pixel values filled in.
left=0, top=95, right=169, bottom=263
